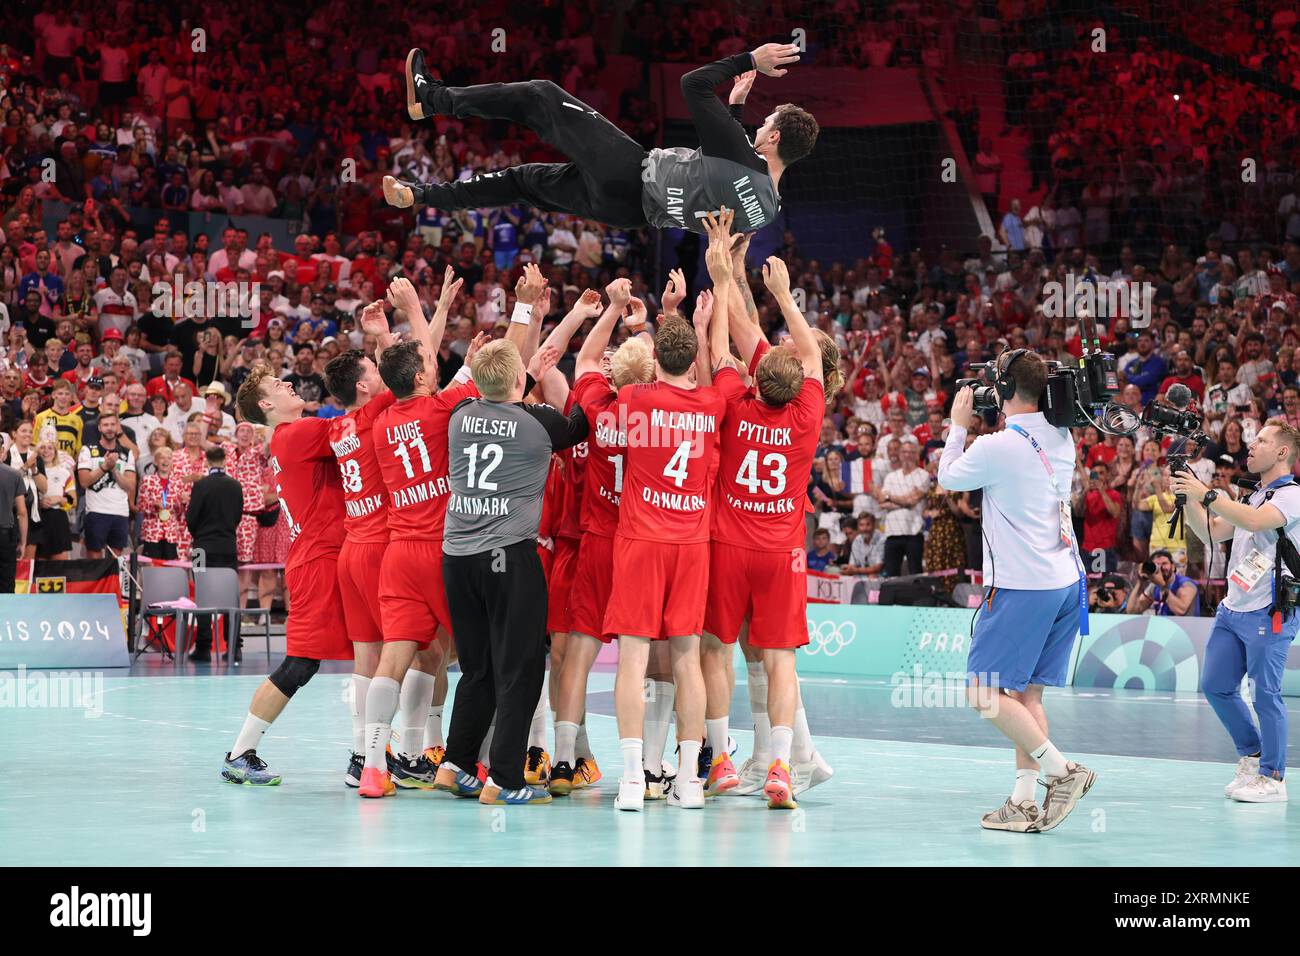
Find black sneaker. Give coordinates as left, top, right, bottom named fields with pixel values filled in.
left=405, top=48, right=446, bottom=120
left=391, top=753, right=439, bottom=790
left=549, top=760, right=577, bottom=796
left=344, top=751, right=364, bottom=788
left=189, top=645, right=211, bottom=663
left=697, top=743, right=713, bottom=782
left=645, top=768, right=669, bottom=800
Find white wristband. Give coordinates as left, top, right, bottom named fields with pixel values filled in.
left=510, top=302, right=533, bottom=325
left=452, top=365, right=473, bottom=385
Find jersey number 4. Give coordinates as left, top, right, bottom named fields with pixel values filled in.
left=735, top=450, right=787, bottom=495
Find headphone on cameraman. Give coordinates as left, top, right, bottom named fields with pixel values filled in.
left=995, top=348, right=1030, bottom=403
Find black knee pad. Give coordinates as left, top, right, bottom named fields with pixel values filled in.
left=268, top=656, right=321, bottom=698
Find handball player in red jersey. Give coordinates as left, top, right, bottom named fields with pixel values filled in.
left=220, top=365, right=352, bottom=786
left=706, top=234, right=841, bottom=800
left=701, top=250, right=825, bottom=808
left=603, top=212, right=735, bottom=812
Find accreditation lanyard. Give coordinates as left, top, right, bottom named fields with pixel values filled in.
left=1008, top=424, right=1089, bottom=636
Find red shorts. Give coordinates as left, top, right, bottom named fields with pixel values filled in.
left=603, top=536, right=709, bottom=641
left=546, top=535, right=581, bottom=634
left=378, top=539, right=452, bottom=649
left=337, top=539, right=387, bottom=643
left=569, top=532, right=616, bottom=643
left=704, top=544, right=809, bottom=650
left=284, top=555, right=352, bottom=660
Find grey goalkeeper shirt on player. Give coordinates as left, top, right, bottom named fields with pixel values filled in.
left=640, top=52, right=781, bottom=234
left=443, top=398, right=588, bottom=557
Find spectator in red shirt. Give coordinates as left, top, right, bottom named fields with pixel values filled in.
left=1157, top=349, right=1205, bottom=399
left=1081, top=461, right=1124, bottom=572
left=60, top=340, right=96, bottom=396
left=145, top=349, right=195, bottom=403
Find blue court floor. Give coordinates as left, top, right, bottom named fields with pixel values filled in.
left=4, top=660, right=1299, bottom=866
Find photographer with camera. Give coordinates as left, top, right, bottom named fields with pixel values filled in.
left=1169, top=419, right=1300, bottom=803
left=939, top=349, right=1095, bottom=834
left=1127, top=549, right=1200, bottom=616
left=1091, top=573, right=1130, bottom=613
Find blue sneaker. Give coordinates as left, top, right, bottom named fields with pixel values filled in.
left=223, top=750, right=282, bottom=786
left=345, top=751, right=363, bottom=788
left=479, top=779, right=553, bottom=805
left=433, top=762, right=484, bottom=797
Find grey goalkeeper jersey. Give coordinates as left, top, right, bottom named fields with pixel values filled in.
left=640, top=52, right=781, bottom=234
left=443, top=398, right=588, bottom=557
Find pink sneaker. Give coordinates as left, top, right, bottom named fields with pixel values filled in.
left=706, top=753, right=740, bottom=795
left=763, top=760, right=797, bottom=809
left=358, top=766, right=395, bottom=798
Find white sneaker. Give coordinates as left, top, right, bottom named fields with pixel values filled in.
left=668, top=776, right=705, bottom=808
left=615, top=776, right=645, bottom=812
left=732, top=755, right=769, bottom=795
left=1224, top=756, right=1261, bottom=797
left=793, top=750, right=834, bottom=795
left=1231, top=775, right=1288, bottom=803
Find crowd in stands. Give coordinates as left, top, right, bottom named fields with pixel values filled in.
left=2, top=1, right=1300, bottom=619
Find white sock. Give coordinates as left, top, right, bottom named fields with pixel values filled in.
left=555, top=720, right=579, bottom=765
left=678, top=739, right=701, bottom=783
left=425, top=705, right=444, bottom=749
left=621, top=737, right=643, bottom=782
left=575, top=719, right=593, bottom=760
left=792, top=682, right=815, bottom=763
left=363, top=676, right=400, bottom=771
left=747, top=662, right=770, bottom=757
left=643, top=680, right=675, bottom=773
left=705, top=716, right=728, bottom=758
left=528, top=676, right=548, bottom=749
left=231, top=713, right=271, bottom=757
left=1029, top=740, right=1069, bottom=778
left=349, top=674, right=370, bottom=754
left=478, top=722, right=495, bottom=765
left=1013, top=768, right=1039, bottom=804
left=396, top=668, right=436, bottom=759
left=770, top=725, right=793, bottom=765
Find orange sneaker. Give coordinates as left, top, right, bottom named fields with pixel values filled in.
left=423, top=745, right=446, bottom=771
left=358, top=766, right=396, bottom=798
left=763, top=759, right=797, bottom=809
left=705, top=753, right=740, bottom=795
left=573, top=756, right=602, bottom=790
left=475, top=761, right=489, bottom=784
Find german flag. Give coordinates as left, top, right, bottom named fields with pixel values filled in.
left=15, top=557, right=124, bottom=605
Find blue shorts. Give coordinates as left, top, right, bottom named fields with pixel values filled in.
left=494, top=249, right=517, bottom=271
left=83, top=512, right=130, bottom=552
left=966, top=582, right=1081, bottom=692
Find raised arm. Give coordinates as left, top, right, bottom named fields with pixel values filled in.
left=762, top=254, right=821, bottom=382
left=576, top=278, right=631, bottom=380
left=388, top=268, right=459, bottom=356
left=703, top=209, right=736, bottom=372
left=542, top=287, right=605, bottom=355
left=506, top=262, right=547, bottom=359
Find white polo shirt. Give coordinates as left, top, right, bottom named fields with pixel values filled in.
left=938, top=411, right=1080, bottom=590
left=1223, top=481, right=1300, bottom=612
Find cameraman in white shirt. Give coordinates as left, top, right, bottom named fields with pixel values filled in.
left=938, top=348, right=1095, bottom=834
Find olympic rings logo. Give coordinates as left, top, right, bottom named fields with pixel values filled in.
left=804, top=619, right=856, bottom=657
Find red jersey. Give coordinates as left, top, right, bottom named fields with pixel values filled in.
left=328, top=391, right=396, bottom=546
left=712, top=366, right=824, bottom=551
left=269, top=416, right=346, bottom=572
left=373, top=381, right=477, bottom=541
left=555, top=391, right=588, bottom=540
left=573, top=371, right=624, bottom=537
left=614, top=380, right=724, bottom=544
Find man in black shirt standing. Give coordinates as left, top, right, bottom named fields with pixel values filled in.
left=0, top=460, right=28, bottom=593
left=186, top=446, right=244, bottom=662
left=284, top=343, right=327, bottom=416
